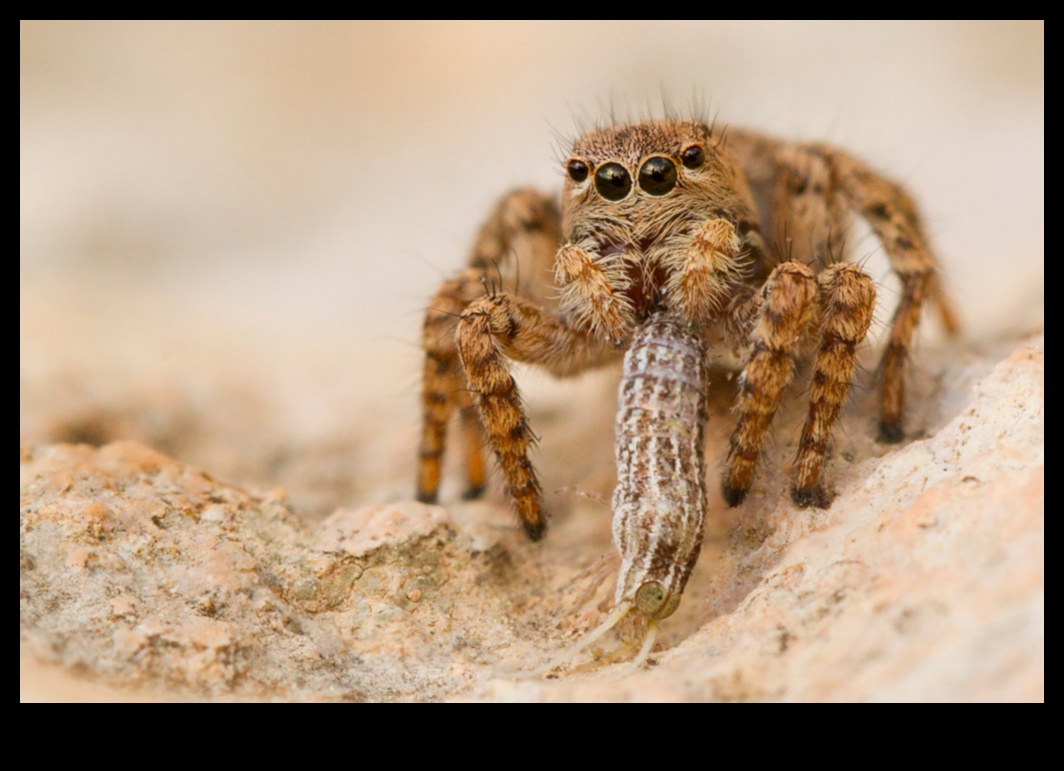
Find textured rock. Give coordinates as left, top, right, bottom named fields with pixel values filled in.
left=20, top=336, right=1043, bottom=701
left=20, top=441, right=551, bottom=700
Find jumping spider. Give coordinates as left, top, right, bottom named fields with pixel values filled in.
left=416, top=118, right=956, bottom=565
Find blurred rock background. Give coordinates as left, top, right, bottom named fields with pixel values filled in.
left=20, top=21, right=1043, bottom=701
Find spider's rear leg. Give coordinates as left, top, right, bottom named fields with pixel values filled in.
left=457, top=392, right=488, bottom=500
left=457, top=292, right=617, bottom=540
left=417, top=270, right=488, bottom=503
left=828, top=148, right=959, bottom=443
left=791, top=264, right=876, bottom=508
left=723, top=261, right=818, bottom=507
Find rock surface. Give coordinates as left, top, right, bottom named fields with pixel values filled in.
left=20, top=336, right=1044, bottom=701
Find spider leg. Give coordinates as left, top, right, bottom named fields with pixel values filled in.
left=758, top=144, right=874, bottom=505
left=416, top=189, right=562, bottom=505
left=730, top=134, right=958, bottom=445
left=768, top=143, right=852, bottom=268
left=825, top=147, right=958, bottom=442
left=723, top=261, right=818, bottom=506
left=791, top=263, right=876, bottom=507
left=417, top=269, right=485, bottom=503
left=660, top=217, right=746, bottom=323
left=456, top=292, right=617, bottom=540
left=417, top=188, right=619, bottom=538
left=554, top=242, right=636, bottom=345
left=457, top=389, right=487, bottom=500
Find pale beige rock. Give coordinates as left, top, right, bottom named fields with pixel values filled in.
left=20, top=336, right=1043, bottom=701
left=20, top=440, right=544, bottom=700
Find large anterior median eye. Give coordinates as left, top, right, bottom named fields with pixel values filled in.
left=594, top=162, right=632, bottom=201
left=638, top=156, right=678, bottom=196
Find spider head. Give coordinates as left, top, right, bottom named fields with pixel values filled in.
left=559, top=120, right=752, bottom=325
left=561, top=120, right=739, bottom=249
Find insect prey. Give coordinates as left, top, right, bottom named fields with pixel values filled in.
left=612, top=310, right=708, bottom=623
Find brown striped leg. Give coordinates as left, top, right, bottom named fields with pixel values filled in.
left=457, top=390, right=487, bottom=500
left=416, top=188, right=562, bottom=506
left=456, top=292, right=616, bottom=540
left=417, top=351, right=455, bottom=503
left=416, top=270, right=484, bottom=504
left=831, top=149, right=955, bottom=443
left=875, top=271, right=926, bottom=444
left=791, top=264, right=876, bottom=507
left=723, top=261, right=818, bottom=506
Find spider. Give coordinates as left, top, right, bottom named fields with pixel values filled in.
left=415, top=118, right=956, bottom=555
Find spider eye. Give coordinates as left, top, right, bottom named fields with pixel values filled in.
left=567, top=158, right=589, bottom=183
left=594, top=162, right=632, bottom=201
left=681, top=144, right=706, bottom=169
left=638, top=157, right=678, bottom=196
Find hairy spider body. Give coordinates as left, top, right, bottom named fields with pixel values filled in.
left=417, top=119, right=954, bottom=548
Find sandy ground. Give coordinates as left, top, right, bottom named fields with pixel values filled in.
left=21, top=21, right=1043, bottom=701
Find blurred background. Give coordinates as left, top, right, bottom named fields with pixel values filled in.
left=20, top=21, right=1044, bottom=516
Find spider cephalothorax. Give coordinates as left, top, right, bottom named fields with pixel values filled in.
left=415, top=117, right=956, bottom=591
left=555, top=121, right=760, bottom=344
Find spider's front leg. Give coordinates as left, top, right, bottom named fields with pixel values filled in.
left=722, top=261, right=819, bottom=507
left=417, top=189, right=562, bottom=507
left=416, top=188, right=620, bottom=540
left=554, top=241, right=637, bottom=345
left=791, top=263, right=876, bottom=507
left=661, top=218, right=749, bottom=323
left=456, top=292, right=618, bottom=540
